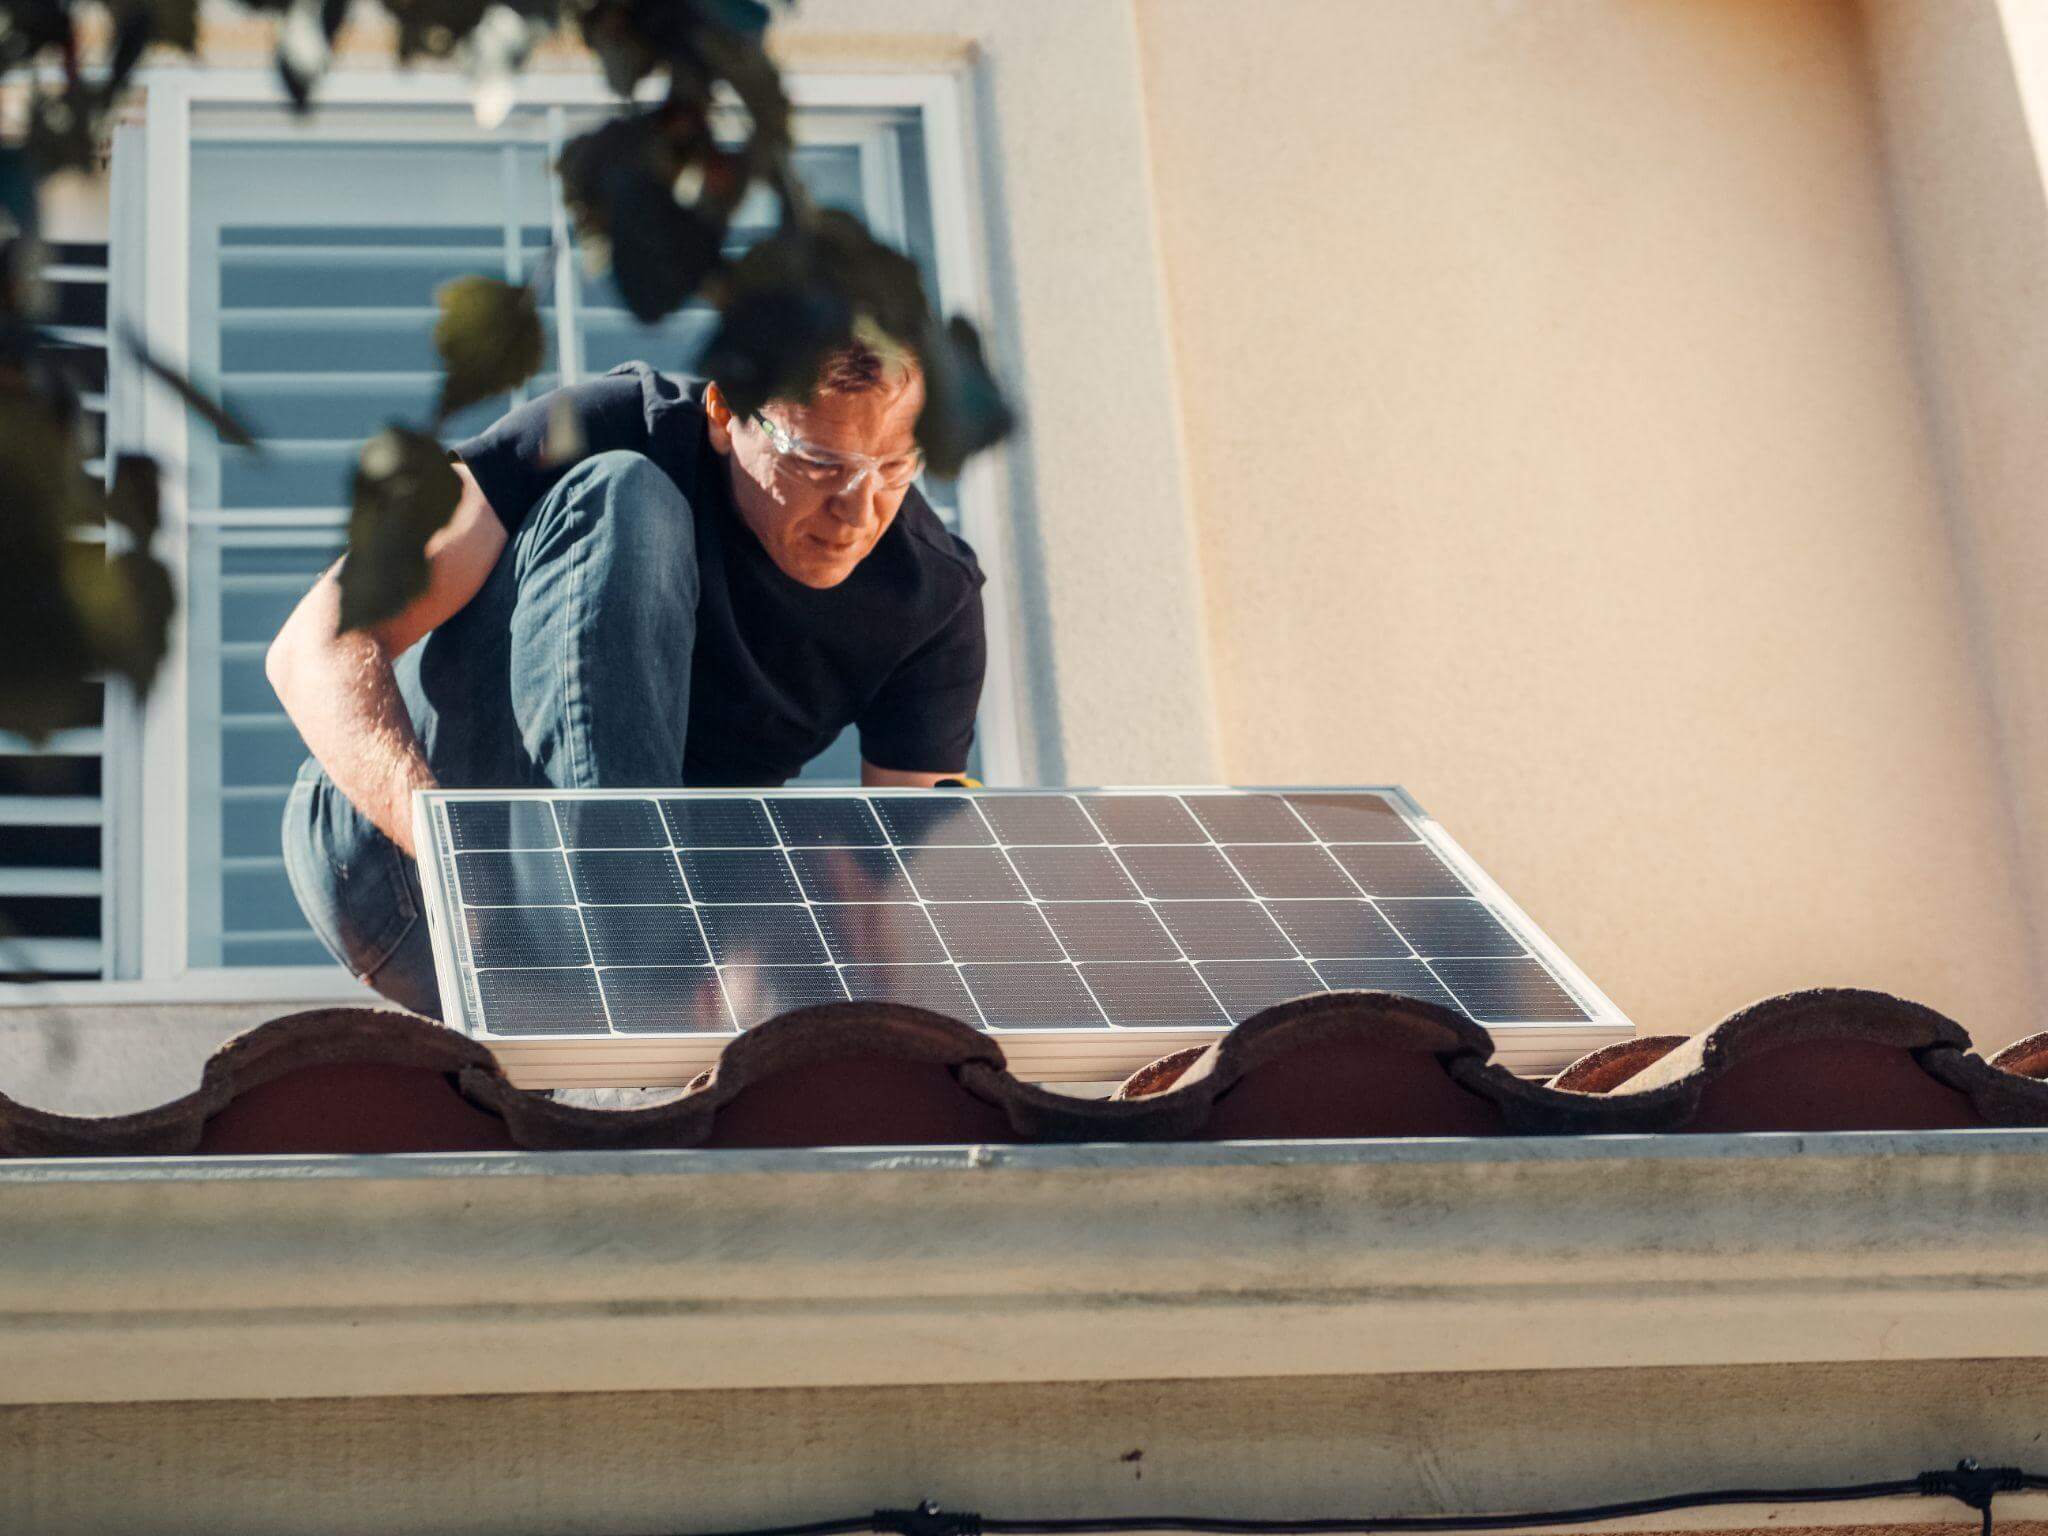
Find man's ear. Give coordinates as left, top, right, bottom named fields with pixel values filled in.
left=703, top=381, right=734, bottom=455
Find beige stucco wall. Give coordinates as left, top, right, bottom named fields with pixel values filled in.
left=1132, top=0, right=2041, bottom=1042
left=1858, top=0, right=2048, bottom=1048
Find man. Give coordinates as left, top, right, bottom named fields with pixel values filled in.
left=268, top=345, right=986, bottom=1017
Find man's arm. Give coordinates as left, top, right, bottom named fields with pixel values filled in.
left=265, top=463, right=506, bottom=856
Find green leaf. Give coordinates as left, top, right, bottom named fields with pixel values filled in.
left=106, top=4, right=158, bottom=93
left=609, top=167, right=726, bottom=324
left=557, top=110, right=726, bottom=325
left=70, top=541, right=174, bottom=696
left=580, top=2, right=660, bottom=98
left=691, top=15, right=789, bottom=156
left=914, top=316, right=1014, bottom=478
left=0, top=391, right=174, bottom=733
left=813, top=209, right=927, bottom=348
left=119, top=323, right=260, bottom=449
left=25, top=89, right=99, bottom=177
left=0, top=395, right=96, bottom=739
left=433, top=275, right=544, bottom=420
left=148, top=0, right=202, bottom=52
left=389, top=0, right=493, bottom=61
left=337, top=426, right=462, bottom=634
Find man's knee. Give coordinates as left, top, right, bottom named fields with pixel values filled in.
left=545, top=451, right=695, bottom=577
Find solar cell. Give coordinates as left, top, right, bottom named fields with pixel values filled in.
left=873, top=795, right=993, bottom=846
left=839, top=963, right=981, bottom=1018
left=1006, top=846, right=1142, bottom=901
left=696, top=904, right=829, bottom=965
left=1154, top=900, right=1296, bottom=960
left=768, top=796, right=886, bottom=847
left=960, top=962, right=1106, bottom=1028
left=1266, top=899, right=1409, bottom=959
left=554, top=797, right=667, bottom=849
left=1377, top=898, right=1524, bottom=958
left=1040, top=901, right=1181, bottom=962
left=1222, top=843, right=1357, bottom=899
left=447, top=799, right=559, bottom=850
left=581, top=904, right=710, bottom=967
left=1331, top=842, right=1469, bottom=898
left=1117, top=844, right=1251, bottom=900
left=1311, top=957, right=1461, bottom=1010
left=678, top=848, right=801, bottom=904
left=456, top=849, right=574, bottom=906
left=417, top=787, right=1614, bottom=1065
left=977, top=794, right=1101, bottom=845
left=566, top=849, right=687, bottom=905
left=787, top=847, right=916, bottom=903
left=1198, top=959, right=1324, bottom=1019
left=1285, top=792, right=1414, bottom=843
left=719, top=965, right=850, bottom=1025
left=475, top=966, right=608, bottom=1035
left=899, top=845, right=1028, bottom=902
left=1081, top=961, right=1230, bottom=1026
left=465, top=905, right=590, bottom=969
left=1077, top=794, right=1206, bottom=845
left=925, top=902, right=1064, bottom=962
left=1433, top=956, right=1587, bottom=1022
left=660, top=797, right=777, bottom=848
left=1184, top=794, right=1312, bottom=844
left=810, top=902, right=949, bottom=964
left=600, top=966, right=731, bottom=1032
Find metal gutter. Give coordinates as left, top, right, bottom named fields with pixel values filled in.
left=4, top=1129, right=2048, bottom=1405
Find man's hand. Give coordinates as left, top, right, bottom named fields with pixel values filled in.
left=861, top=761, right=972, bottom=789
left=266, top=462, right=507, bottom=855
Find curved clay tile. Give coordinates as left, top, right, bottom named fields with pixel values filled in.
left=1988, top=1032, right=2048, bottom=1079
left=1546, top=1035, right=1690, bottom=1094
left=1600, top=988, right=1987, bottom=1132
left=465, top=1001, right=1175, bottom=1150
left=13, top=987, right=2048, bottom=1157
left=0, top=1008, right=515, bottom=1158
left=1113, top=991, right=1513, bottom=1140
left=1918, top=1039, right=2048, bottom=1126
left=1112, top=1045, right=1209, bottom=1101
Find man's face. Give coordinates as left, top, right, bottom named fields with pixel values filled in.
left=707, top=372, right=926, bottom=590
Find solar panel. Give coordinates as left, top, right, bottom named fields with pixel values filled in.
left=414, top=787, right=1632, bottom=1086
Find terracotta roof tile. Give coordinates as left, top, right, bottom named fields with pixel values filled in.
left=1989, top=1032, right=2048, bottom=1079
left=1113, top=993, right=1511, bottom=1138
left=1577, top=989, right=2005, bottom=1132
left=8, top=985, right=2048, bottom=1156
left=1544, top=1035, right=1689, bottom=1093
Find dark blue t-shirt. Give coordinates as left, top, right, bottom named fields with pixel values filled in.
left=452, top=364, right=986, bottom=785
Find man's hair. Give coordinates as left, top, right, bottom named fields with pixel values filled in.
left=808, top=338, right=919, bottom=400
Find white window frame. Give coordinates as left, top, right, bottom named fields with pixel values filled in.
left=6, top=62, right=1027, bottom=1008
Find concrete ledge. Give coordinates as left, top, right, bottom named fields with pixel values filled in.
left=6, top=1130, right=2048, bottom=1405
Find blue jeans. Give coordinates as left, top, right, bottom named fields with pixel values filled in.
left=282, top=451, right=701, bottom=1017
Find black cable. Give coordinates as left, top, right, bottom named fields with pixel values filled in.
left=650, top=1462, right=2048, bottom=1536
left=980, top=1475, right=1937, bottom=1534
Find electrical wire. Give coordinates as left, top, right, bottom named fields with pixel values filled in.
left=656, top=1461, right=2048, bottom=1536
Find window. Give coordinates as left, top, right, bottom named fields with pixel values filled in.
left=18, top=67, right=1021, bottom=1002
left=0, top=237, right=111, bottom=980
